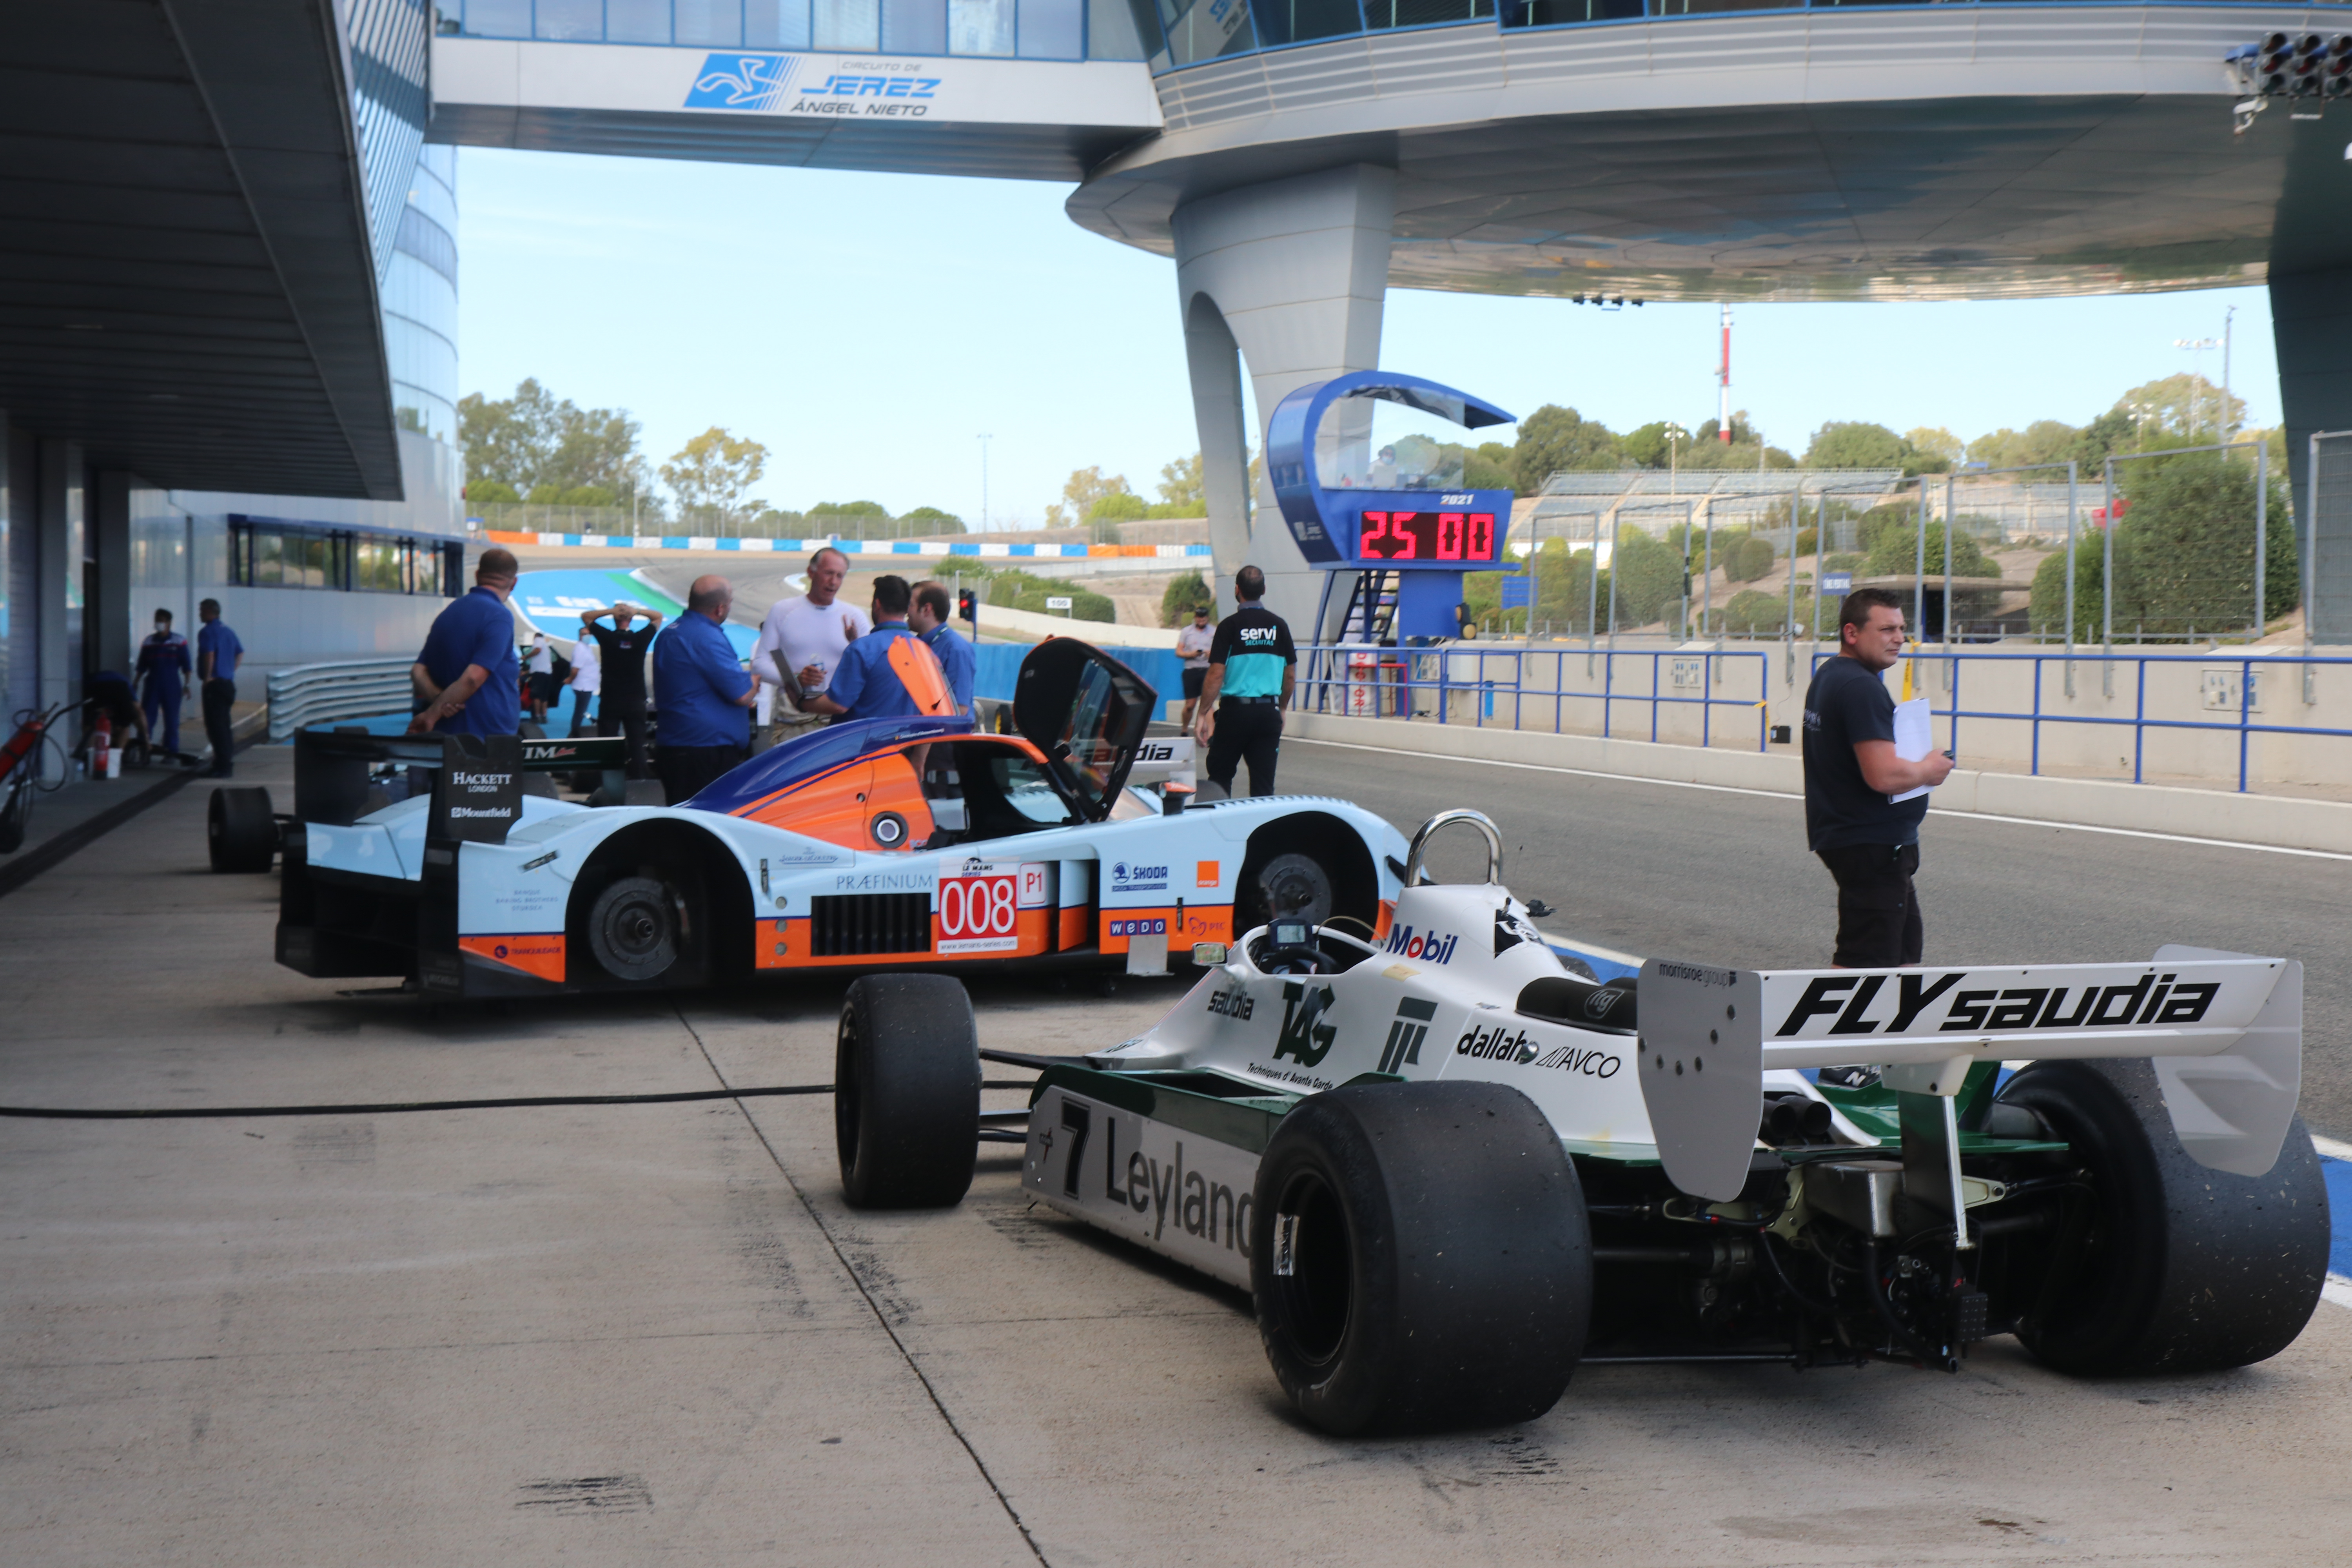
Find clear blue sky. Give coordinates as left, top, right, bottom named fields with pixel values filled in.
left=456, top=148, right=2278, bottom=527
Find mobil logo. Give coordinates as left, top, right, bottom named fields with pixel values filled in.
left=1383, top=924, right=1462, bottom=965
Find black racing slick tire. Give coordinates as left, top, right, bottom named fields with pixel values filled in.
left=1998, top=1058, right=2330, bottom=1376
left=836, top=974, right=982, bottom=1209
left=207, top=786, right=276, bottom=872
left=1250, top=1081, right=1592, bottom=1436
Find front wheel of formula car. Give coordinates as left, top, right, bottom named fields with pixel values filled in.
left=836, top=974, right=982, bottom=1209
left=1251, top=1080, right=1592, bottom=1436
left=1997, top=1058, right=2330, bottom=1376
left=207, top=786, right=277, bottom=872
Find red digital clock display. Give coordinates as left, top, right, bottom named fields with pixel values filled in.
left=1357, top=510, right=1499, bottom=563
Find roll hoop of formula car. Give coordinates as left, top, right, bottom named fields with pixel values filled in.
left=837, top=810, right=2331, bottom=1436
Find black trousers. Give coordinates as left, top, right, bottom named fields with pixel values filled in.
left=599, top=698, right=650, bottom=779
left=656, top=743, right=746, bottom=806
left=200, top=677, right=238, bottom=775
left=1207, top=701, right=1283, bottom=798
left=567, top=691, right=598, bottom=738
left=1817, top=842, right=1923, bottom=967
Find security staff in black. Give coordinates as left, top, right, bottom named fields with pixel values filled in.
left=1193, top=564, right=1296, bottom=798
left=1802, top=587, right=1954, bottom=967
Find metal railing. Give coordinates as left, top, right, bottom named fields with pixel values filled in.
left=1302, top=642, right=1772, bottom=751
left=1807, top=649, right=2352, bottom=794
left=266, top=658, right=414, bottom=742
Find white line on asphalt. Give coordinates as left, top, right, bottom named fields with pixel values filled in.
left=2325, top=1275, right=2352, bottom=1312
left=1289, top=738, right=2352, bottom=862
left=2314, top=1133, right=2352, bottom=1162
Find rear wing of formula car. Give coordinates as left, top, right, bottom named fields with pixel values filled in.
left=292, top=728, right=632, bottom=841
left=1637, top=950, right=2301, bottom=1201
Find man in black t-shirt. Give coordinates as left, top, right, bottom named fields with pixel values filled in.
left=1802, top=588, right=1954, bottom=967
left=581, top=602, right=663, bottom=780
left=1193, top=565, right=1296, bottom=797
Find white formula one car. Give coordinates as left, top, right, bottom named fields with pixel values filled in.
left=259, top=641, right=1410, bottom=997
left=832, top=811, right=2330, bottom=1436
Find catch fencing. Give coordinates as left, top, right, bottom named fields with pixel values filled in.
left=266, top=659, right=414, bottom=742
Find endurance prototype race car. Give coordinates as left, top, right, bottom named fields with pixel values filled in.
left=831, top=811, right=2331, bottom=1436
left=260, top=639, right=1411, bottom=996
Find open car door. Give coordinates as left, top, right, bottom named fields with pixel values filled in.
left=1011, top=638, right=1156, bottom=822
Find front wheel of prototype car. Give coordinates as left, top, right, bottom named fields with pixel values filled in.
left=1251, top=1081, right=1592, bottom=1436
left=207, top=786, right=277, bottom=872
left=836, top=974, right=982, bottom=1209
left=1998, top=1058, right=2329, bottom=1376
left=586, top=875, right=686, bottom=983
left=1240, top=852, right=1334, bottom=932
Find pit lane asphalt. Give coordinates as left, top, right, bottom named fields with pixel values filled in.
left=1279, top=735, right=2352, bottom=1145
left=4, top=744, right=2349, bottom=1565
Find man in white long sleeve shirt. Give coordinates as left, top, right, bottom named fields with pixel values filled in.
left=751, top=546, right=870, bottom=744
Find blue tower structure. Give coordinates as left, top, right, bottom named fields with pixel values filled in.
left=1265, top=372, right=1516, bottom=646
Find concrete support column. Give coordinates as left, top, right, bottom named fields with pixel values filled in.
left=36, top=439, right=85, bottom=732
left=1172, top=165, right=1394, bottom=632
left=2272, top=267, right=2352, bottom=642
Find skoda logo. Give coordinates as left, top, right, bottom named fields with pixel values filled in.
left=1113, top=862, right=1128, bottom=880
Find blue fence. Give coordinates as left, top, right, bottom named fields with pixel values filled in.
left=1809, top=649, right=2352, bottom=794
left=972, top=641, right=1189, bottom=710
left=1303, top=643, right=1773, bottom=750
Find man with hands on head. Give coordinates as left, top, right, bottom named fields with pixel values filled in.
left=579, top=599, right=662, bottom=779
left=1801, top=587, right=1956, bottom=969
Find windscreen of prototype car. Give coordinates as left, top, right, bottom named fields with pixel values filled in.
left=992, top=754, right=1073, bottom=826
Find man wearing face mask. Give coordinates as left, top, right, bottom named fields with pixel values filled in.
left=135, top=609, right=193, bottom=759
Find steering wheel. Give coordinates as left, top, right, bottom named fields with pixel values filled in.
left=1258, top=940, right=1329, bottom=976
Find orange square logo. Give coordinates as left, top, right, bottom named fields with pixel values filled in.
left=1196, top=860, right=1220, bottom=888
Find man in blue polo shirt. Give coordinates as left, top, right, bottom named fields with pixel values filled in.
left=802, top=575, right=949, bottom=723
left=196, top=598, right=244, bottom=777
left=652, top=573, right=758, bottom=803
left=409, top=548, right=521, bottom=737
left=909, top=579, right=975, bottom=716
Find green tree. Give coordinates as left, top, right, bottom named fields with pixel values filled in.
left=808, top=499, right=890, bottom=539
left=1866, top=522, right=1995, bottom=578
left=1722, top=533, right=1774, bottom=583
left=1465, top=441, right=1514, bottom=490
left=1160, top=570, right=1213, bottom=628
left=2028, top=452, right=2296, bottom=637
left=898, top=506, right=965, bottom=535
left=987, top=569, right=1114, bottom=624
left=465, top=480, right=520, bottom=504
left=1091, top=491, right=1149, bottom=523
left=1620, top=421, right=1673, bottom=470
left=1804, top=421, right=1907, bottom=470
left=1156, top=452, right=1204, bottom=510
left=1044, top=466, right=1132, bottom=536
left=1906, top=426, right=1965, bottom=465
left=661, top=426, right=767, bottom=518
left=1512, top=405, right=1622, bottom=492
left=458, top=378, right=650, bottom=503
left=1608, top=526, right=1689, bottom=628
left=1967, top=419, right=2079, bottom=473
left=2111, top=374, right=2245, bottom=443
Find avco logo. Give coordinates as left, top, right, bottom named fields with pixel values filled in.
left=1533, top=1044, right=1621, bottom=1077
left=1383, top=925, right=1461, bottom=964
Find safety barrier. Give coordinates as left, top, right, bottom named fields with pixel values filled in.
left=265, top=659, right=415, bottom=743
left=1301, top=643, right=1773, bottom=751
left=1811, top=649, right=2352, bottom=794
left=478, top=529, right=1212, bottom=559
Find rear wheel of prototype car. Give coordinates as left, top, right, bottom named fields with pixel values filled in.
left=835, top=974, right=981, bottom=1209
left=1251, top=1081, right=1592, bottom=1436
left=585, top=875, right=687, bottom=983
left=207, top=786, right=277, bottom=872
left=1998, top=1058, right=2329, bottom=1376
left=1239, top=852, right=1334, bottom=933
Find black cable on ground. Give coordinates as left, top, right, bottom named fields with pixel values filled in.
left=0, top=1080, right=1039, bottom=1120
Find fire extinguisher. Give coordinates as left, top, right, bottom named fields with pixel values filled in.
left=90, top=710, right=111, bottom=778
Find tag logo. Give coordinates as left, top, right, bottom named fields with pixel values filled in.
left=1273, top=981, right=1336, bottom=1068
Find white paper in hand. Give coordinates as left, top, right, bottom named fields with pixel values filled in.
left=1888, top=696, right=1934, bottom=804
